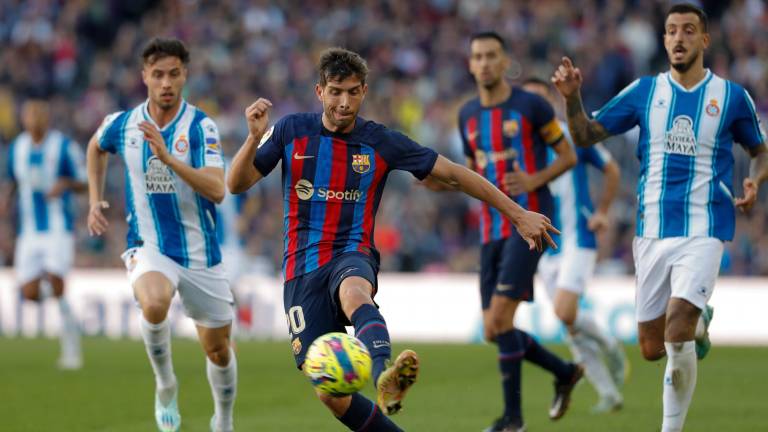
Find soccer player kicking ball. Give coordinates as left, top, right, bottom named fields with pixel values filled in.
left=227, top=47, right=558, bottom=432
left=552, top=4, right=768, bottom=431
left=86, top=38, right=237, bottom=432
left=6, top=97, right=86, bottom=370
left=523, top=77, right=627, bottom=414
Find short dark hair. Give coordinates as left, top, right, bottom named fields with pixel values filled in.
left=522, top=76, right=550, bottom=88
left=141, top=37, right=190, bottom=65
left=666, top=3, right=708, bottom=33
left=469, top=31, right=507, bottom=50
left=318, top=48, right=369, bottom=86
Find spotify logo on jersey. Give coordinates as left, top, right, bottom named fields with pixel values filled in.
left=295, top=179, right=315, bottom=200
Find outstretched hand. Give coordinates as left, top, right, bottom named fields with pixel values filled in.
left=515, top=210, right=559, bottom=251
left=551, top=57, right=583, bottom=98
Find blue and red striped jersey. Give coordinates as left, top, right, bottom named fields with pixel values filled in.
left=458, top=87, right=564, bottom=244
left=253, top=113, right=438, bottom=280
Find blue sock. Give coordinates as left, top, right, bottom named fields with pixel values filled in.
left=337, top=393, right=403, bottom=431
left=496, top=330, right=524, bottom=422
left=351, top=304, right=391, bottom=386
left=517, top=329, right=573, bottom=382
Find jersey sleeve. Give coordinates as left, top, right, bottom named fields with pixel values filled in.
left=58, top=138, right=87, bottom=182
left=200, top=117, right=225, bottom=168
left=458, top=110, right=473, bottom=158
left=379, top=129, right=439, bottom=180
left=580, top=142, right=613, bottom=170
left=95, top=111, right=125, bottom=154
left=6, top=139, right=15, bottom=182
left=253, top=117, right=287, bottom=177
left=730, top=87, right=766, bottom=150
left=530, top=95, right=564, bottom=146
left=593, top=78, right=642, bottom=135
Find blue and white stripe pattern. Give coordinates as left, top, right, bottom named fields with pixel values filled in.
left=594, top=71, right=765, bottom=241
left=546, top=122, right=612, bottom=255
left=8, top=130, right=86, bottom=236
left=96, top=100, right=224, bottom=268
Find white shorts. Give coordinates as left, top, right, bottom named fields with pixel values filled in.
left=122, top=247, right=234, bottom=328
left=633, top=236, right=723, bottom=322
left=221, top=245, right=246, bottom=288
left=538, top=247, right=597, bottom=299
left=14, top=233, right=74, bottom=285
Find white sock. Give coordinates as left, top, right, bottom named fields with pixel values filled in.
left=694, top=315, right=706, bottom=339
left=58, top=297, right=81, bottom=359
left=140, top=317, right=176, bottom=403
left=207, top=348, right=237, bottom=430
left=573, top=313, right=616, bottom=350
left=569, top=332, right=621, bottom=400
left=661, top=341, right=697, bottom=432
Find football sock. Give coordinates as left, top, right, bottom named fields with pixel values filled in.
left=57, top=296, right=81, bottom=360
left=569, top=332, right=619, bottom=400
left=140, top=316, right=177, bottom=404
left=207, top=348, right=237, bottom=430
left=573, top=313, right=616, bottom=350
left=496, top=330, right=524, bottom=422
left=661, top=341, right=697, bottom=432
left=351, top=304, right=391, bottom=386
left=337, top=393, right=403, bottom=431
left=517, top=329, right=573, bottom=382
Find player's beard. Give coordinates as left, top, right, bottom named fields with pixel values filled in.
left=670, top=49, right=700, bottom=73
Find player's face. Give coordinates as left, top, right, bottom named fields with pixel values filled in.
left=21, top=100, right=49, bottom=136
left=142, top=56, right=187, bottom=111
left=664, top=13, right=710, bottom=73
left=316, top=76, right=367, bottom=133
left=469, top=38, right=508, bottom=89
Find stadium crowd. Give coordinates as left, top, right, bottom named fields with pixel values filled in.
left=1, top=0, right=767, bottom=275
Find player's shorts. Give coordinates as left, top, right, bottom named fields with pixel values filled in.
left=480, top=231, right=543, bottom=310
left=538, top=247, right=597, bottom=299
left=122, top=247, right=234, bottom=328
left=633, top=236, right=723, bottom=322
left=283, top=252, right=378, bottom=368
left=14, top=232, right=74, bottom=285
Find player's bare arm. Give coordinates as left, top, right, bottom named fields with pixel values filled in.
left=86, top=133, right=110, bottom=236
left=735, top=143, right=768, bottom=212
left=428, top=155, right=559, bottom=251
left=589, top=160, right=620, bottom=231
left=552, top=57, right=611, bottom=147
left=420, top=158, right=473, bottom=192
left=504, top=138, right=576, bottom=196
left=138, top=121, right=225, bottom=203
left=228, top=98, right=273, bottom=194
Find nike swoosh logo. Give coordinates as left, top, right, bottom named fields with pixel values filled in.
left=294, top=154, right=314, bottom=160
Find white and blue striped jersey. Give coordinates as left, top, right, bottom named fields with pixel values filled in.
left=7, top=130, right=85, bottom=237
left=96, top=99, right=225, bottom=269
left=546, top=123, right=612, bottom=255
left=216, top=160, right=248, bottom=250
left=594, top=70, right=765, bottom=241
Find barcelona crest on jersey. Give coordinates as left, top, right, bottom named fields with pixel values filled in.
left=351, top=154, right=370, bottom=174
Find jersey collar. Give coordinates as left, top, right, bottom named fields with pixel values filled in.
left=666, top=69, right=712, bottom=93
left=141, top=99, right=188, bottom=132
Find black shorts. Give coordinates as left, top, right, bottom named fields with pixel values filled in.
left=479, top=231, right=544, bottom=310
left=283, top=252, right=378, bottom=368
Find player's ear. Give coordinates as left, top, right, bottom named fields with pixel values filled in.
left=360, top=83, right=368, bottom=100
left=315, top=83, right=323, bottom=102
left=701, top=31, right=710, bottom=50
left=141, top=65, right=149, bottom=86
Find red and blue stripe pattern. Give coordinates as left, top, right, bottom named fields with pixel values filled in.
left=282, top=136, right=389, bottom=281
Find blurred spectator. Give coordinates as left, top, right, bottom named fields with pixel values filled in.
left=1, top=0, right=767, bottom=276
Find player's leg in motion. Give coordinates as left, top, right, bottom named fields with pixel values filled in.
left=197, top=324, right=237, bottom=432
left=554, top=289, right=623, bottom=412
left=48, top=274, right=82, bottom=369
left=340, top=276, right=418, bottom=418
left=134, top=272, right=181, bottom=432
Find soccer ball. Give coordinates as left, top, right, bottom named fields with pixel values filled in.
left=304, top=332, right=372, bottom=396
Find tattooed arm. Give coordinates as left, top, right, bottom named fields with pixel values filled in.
left=552, top=57, right=612, bottom=147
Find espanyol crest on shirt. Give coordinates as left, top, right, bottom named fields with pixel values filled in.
left=352, top=154, right=370, bottom=174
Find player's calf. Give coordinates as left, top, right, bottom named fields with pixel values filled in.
left=319, top=392, right=404, bottom=431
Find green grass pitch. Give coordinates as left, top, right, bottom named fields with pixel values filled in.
left=0, top=338, right=765, bottom=431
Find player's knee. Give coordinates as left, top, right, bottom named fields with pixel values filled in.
left=639, top=339, right=665, bottom=361
left=554, top=304, right=576, bottom=326
left=142, top=301, right=170, bottom=323
left=21, top=283, right=41, bottom=301
left=316, top=391, right=347, bottom=416
left=488, top=314, right=514, bottom=336
left=206, top=342, right=231, bottom=366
